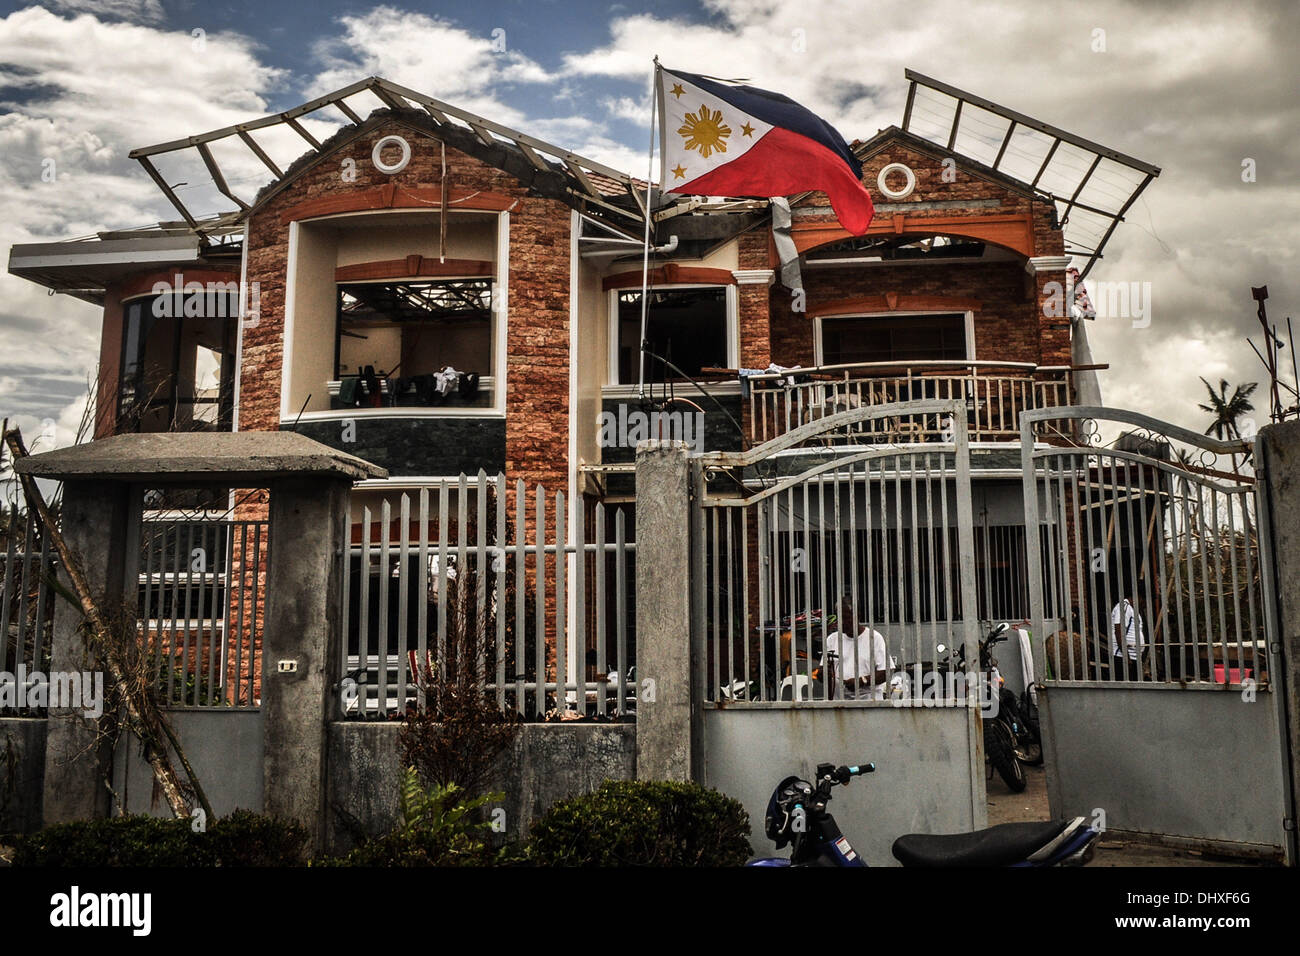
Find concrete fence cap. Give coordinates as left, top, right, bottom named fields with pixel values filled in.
left=13, top=431, right=388, bottom=484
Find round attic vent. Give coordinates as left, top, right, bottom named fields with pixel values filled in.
left=372, top=135, right=412, bottom=175
left=877, top=162, right=916, bottom=201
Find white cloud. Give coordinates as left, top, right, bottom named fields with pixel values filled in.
left=304, top=6, right=555, bottom=122
left=562, top=0, right=1300, bottom=434
left=0, top=6, right=287, bottom=426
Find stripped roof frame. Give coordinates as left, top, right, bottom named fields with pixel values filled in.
left=128, top=76, right=654, bottom=238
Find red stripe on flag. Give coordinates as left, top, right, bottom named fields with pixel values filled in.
left=670, top=126, right=875, bottom=235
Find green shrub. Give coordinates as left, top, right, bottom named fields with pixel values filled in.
left=13, top=811, right=308, bottom=867
left=527, top=780, right=752, bottom=866
left=207, top=809, right=310, bottom=866
left=328, top=768, right=509, bottom=867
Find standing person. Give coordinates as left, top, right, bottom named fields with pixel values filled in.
left=823, top=594, right=890, bottom=700
left=1110, top=596, right=1145, bottom=681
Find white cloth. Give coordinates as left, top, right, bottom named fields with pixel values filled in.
left=1110, top=600, right=1145, bottom=661
left=1016, top=627, right=1037, bottom=704
left=435, top=365, right=461, bottom=397
left=822, top=627, right=888, bottom=700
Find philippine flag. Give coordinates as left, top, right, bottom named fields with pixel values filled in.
left=659, top=67, right=875, bottom=235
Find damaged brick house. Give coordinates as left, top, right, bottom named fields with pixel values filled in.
left=6, top=70, right=1157, bottom=712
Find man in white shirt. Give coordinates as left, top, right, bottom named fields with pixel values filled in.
left=1110, top=597, right=1145, bottom=681
left=823, top=599, right=890, bottom=700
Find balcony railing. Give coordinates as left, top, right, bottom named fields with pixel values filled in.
left=746, top=360, right=1075, bottom=446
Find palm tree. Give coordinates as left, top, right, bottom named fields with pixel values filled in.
left=1198, top=378, right=1257, bottom=441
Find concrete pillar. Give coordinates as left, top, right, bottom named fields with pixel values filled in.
left=262, top=477, right=350, bottom=851
left=634, top=439, right=696, bottom=781
left=42, top=480, right=135, bottom=824
left=1257, top=421, right=1300, bottom=857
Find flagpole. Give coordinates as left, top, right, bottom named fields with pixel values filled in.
left=637, top=56, right=660, bottom=401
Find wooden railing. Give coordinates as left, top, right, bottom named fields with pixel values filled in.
left=745, top=360, right=1075, bottom=446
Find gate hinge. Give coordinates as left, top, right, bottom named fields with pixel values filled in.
left=1284, top=817, right=1296, bottom=832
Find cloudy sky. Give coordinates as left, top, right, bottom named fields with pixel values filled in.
left=0, top=0, right=1296, bottom=455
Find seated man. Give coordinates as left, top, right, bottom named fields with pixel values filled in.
left=822, top=597, right=890, bottom=700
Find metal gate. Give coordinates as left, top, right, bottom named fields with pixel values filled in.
left=1022, top=405, right=1293, bottom=862
left=690, top=399, right=987, bottom=864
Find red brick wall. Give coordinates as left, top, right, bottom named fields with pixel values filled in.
left=240, top=117, right=574, bottom=493
left=774, top=133, right=1068, bottom=371
left=771, top=261, right=1036, bottom=368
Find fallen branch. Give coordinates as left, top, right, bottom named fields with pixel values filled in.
left=3, top=427, right=192, bottom=819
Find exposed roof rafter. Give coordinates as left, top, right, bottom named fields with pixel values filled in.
left=128, top=76, right=651, bottom=235
left=899, top=69, right=1160, bottom=280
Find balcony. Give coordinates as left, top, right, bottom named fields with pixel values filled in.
left=745, top=360, right=1075, bottom=446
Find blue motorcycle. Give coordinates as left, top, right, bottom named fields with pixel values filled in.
left=750, top=761, right=1098, bottom=867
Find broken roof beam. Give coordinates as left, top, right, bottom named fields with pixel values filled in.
left=516, top=141, right=551, bottom=172
left=135, top=156, right=199, bottom=231
left=945, top=98, right=963, bottom=151
left=1060, top=153, right=1103, bottom=224
left=1029, top=137, right=1061, bottom=190
left=333, top=98, right=364, bottom=125
left=904, top=69, right=1161, bottom=176
left=370, top=84, right=413, bottom=113
left=237, top=130, right=284, bottom=179
left=564, top=159, right=598, bottom=197
left=196, top=142, right=250, bottom=211
left=284, top=117, right=321, bottom=149
left=129, top=76, right=376, bottom=158
left=992, top=120, right=1016, bottom=171
left=376, top=78, right=642, bottom=191
left=1078, top=171, right=1156, bottom=280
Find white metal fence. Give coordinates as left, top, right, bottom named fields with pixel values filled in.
left=693, top=400, right=982, bottom=707
left=340, top=472, right=636, bottom=719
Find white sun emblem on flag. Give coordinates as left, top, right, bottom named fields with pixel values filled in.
left=678, top=105, right=731, bottom=159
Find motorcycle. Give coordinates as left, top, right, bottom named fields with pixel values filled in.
left=931, top=622, right=1028, bottom=792
left=750, top=761, right=1097, bottom=867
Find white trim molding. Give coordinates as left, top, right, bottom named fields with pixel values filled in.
left=732, top=269, right=776, bottom=286
left=1025, top=255, right=1071, bottom=275
left=606, top=282, right=738, bottom=386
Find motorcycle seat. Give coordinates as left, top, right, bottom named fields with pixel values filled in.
left=891, top=818, right=1084, bottom=867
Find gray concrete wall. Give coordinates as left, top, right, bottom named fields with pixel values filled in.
left=0, top=718, right=46, bottom=834
left=112, top=710, right=264, bottom=818
left=1042, top=686, right=1289, bottom=859
left=635, top=440, right=696, bottom=781
left=702, top=705, right=983, bottom=866
left=1258, top=421, right=1300, bottom=862
left=41, top=481, right=133, bottom=824
left=325, top=722, right=636, bottom=854
left=263, top=477, right=351, bottom=851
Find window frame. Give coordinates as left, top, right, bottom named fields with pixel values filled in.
left=117, top=291, right=238, bottom=434
left=606, top=282, right=738, bottom=386
left=332, top=276, right=496, bottom=409
left=280, top=208, right=509, bottom=423
left=813, top=310, right=976, bottom=367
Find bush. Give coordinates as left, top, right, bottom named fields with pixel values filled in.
left=207, top=809, right=310, bottom=866
left=13, top=811, right=309, bottom=867
left=527, top=780, right=752, bottom=867
left=327, top=768, right=512, bottom=867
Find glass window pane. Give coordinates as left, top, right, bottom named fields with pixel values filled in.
left=617, top=286, right=728, bottom=384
